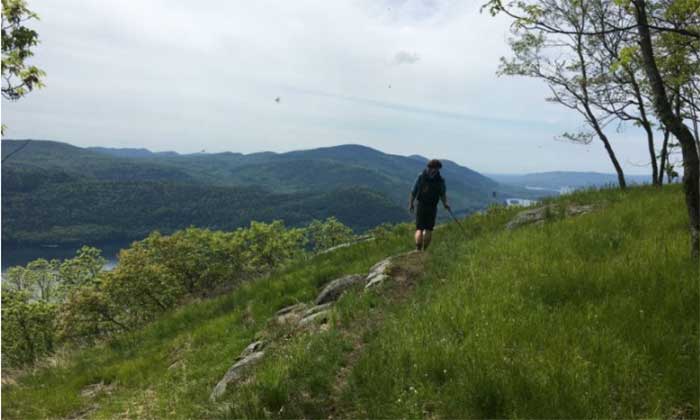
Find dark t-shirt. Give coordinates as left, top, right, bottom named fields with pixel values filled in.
left=411, top=171, right=446, bottom=207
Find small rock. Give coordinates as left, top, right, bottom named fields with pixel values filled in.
left=274, top=303, right=307, bottom=324
left=210, top=351, right=265, bottom=401
left=168, top=360, right=183, bottom=370
left=238, top=340, right=265, bottom=359
left=315, top=274, right=364, bottom=305
left=275, top=303, right=307, bottom=316
left=566, top=204, right=594, bottom=217
left=302, top=302, right=334, bottom=318
left=298, top=310, right=331, bottom=328
left=506, top=205, right=557, bottom=230
left=365, top=273, right=390, bottom=289
left=80, top=381, right=114, bottom=398
left=368, top=257, right=393, bottom=276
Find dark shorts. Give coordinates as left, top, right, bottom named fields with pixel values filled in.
left=416, top=202, right=438, bottom=231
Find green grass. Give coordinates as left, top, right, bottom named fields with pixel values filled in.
left=3, top=185, right=698, bottom=419
left=342, top=186, right=698, bottom=418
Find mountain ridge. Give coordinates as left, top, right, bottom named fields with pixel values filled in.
left=2, top=139, right=547, bottom=245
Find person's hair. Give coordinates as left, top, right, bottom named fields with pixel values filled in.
left=427, top=159, right=442, bottom=169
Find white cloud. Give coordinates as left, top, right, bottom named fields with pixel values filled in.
left=0, top=0, right=654, bottom=174
left=393, top=50, right=420, bottom=65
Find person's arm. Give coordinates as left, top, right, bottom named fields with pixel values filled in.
left=440, top=180, right=450, bottom=210
left=409, top=175, right=420, bottom=212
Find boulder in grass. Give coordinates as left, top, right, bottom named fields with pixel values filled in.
left=275, top=303, right=306, bottom=316
left=368, top=257, right=392, bottom=277
left=274, top=303, right=308, bottom=324
left=365, top=273, right=391, bottom=289
left=315, top=274, right=364, bottom=305
left=237, top=340, right=265, bottom=360
left=210, top=351, right=265, bottom=401
left=506, top=205, right=555, bottom=230
left=298, top=310, right=331, bottom=328
left=566, top=204, right=594, bottom=217
left=302, top=302, right=334, bottom=318
left=506, top=204, right=595, bottom=230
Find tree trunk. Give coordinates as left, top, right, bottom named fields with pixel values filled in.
left=634, top=0, right=700, bottom=258
left=642, top=121, right=659, bottom=185
left=598, top=128, right=628, bottom=189
left=628, top=69, right=659, bottom=184
left=573, top=20, right=627, bottom=189
left=659, top=128, right=670, bottom=186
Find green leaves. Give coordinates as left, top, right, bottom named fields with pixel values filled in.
left=305, top=217, right=355, bottom=253
left=1, top=0, right=45, bottom=101
left=1, top=288, right=57, bottom=366
left=2, top=219, right=338, bottom=366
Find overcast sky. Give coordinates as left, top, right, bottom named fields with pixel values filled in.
left=1, top=0, right=659, bottom=175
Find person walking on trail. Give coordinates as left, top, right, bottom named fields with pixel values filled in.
left=409, top=159, right=450, bottom=251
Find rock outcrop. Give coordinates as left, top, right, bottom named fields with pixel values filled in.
left=274, top=303, right=308, bottom=324
left=315, top=274, right=365, bottom=305
left=210, top=350, right=266, bottom=401
left=506, top=204, right=595, bottom=230
left=210, top=251, right=423, bottom=401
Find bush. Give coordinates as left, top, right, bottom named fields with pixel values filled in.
left=306, top=217, right=355, bottom=252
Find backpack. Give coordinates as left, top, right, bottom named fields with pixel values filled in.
left=416, top=172, right=444, bottom=206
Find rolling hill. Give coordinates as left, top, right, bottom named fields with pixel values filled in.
left=2, top=140, right=545, bottom=245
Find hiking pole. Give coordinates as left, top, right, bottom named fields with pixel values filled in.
left=446, top=207, right=469, bottom=239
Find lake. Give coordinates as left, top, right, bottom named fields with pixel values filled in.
left=1, top=241, right=131, bottom=273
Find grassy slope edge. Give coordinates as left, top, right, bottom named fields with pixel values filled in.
left=3, top=185, right=698, bottom=419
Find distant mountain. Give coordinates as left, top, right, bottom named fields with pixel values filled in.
left=2, top=139, right=548, bottom=245
left=488, top=171, right=651, bottom=192
left=87, top=147, right=180, bottom=158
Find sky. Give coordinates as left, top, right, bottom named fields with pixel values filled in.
left=1, top=0, right=662, bottom=175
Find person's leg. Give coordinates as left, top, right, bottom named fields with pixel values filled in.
left=422, top=230, right=433, bottom=250
left=414, top=229, right=423, bottom=250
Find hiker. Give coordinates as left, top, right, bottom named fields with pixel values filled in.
left=409, top=159, right=450, bottom=251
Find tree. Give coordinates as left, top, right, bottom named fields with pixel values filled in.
left=2, top=289, right=56, bottom=366
left=486, top=0, right=700, bottom=258
left=1, top=0, right=44, bottom=101
left=631, top=0, right=700, bottom=257
left=305, top=217, right=356, bottom=252
left=497, top=0, right=628, bottom=188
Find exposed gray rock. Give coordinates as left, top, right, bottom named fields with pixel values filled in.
left=210, top=351, right=265, bottom=401
left=506, top=205, right=556, bottom=230
left=315, top=274, right=364, bottom=305
left=365, top=273, right=391, bottom=289
left=80, top=381, right=114, bottom=398
left=302, top=302, right=334, bottom=318
left=566, top=204, right=594, bottom=217
left=275, top=303, right=306, bottom=316
left=274, top=303, right=307, bottom=324
left=238, top=340, right=265, bottom=359
left=368, top=257, right=393, bottom=276
left=298, top=310, right=331, bottom=328
left=506, top=204, right=595, bottom=230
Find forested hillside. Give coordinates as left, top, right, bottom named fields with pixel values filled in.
left=2, top=140, right=541, bottom=245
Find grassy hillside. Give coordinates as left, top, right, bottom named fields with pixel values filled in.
left=3, top=186, right=697, bottom=418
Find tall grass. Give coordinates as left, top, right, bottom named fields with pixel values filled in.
left=342, top=186, right=698, bottom=418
